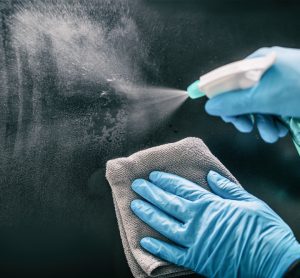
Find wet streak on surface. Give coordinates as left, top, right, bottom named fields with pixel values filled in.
left=0, top=0, right=300, bottom=276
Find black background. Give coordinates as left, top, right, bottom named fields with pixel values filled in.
left=0, top=0, right=300, bottom=277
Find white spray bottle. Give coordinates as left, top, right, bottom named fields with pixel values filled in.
left=187, top=52, right=276, bottom=99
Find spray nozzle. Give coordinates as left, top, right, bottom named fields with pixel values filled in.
left=187, top=80, right=205, bottom=99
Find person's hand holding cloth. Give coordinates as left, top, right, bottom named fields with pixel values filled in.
left=131, top=171, right=300, bottom=277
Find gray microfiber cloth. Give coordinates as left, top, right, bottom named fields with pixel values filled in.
left=105, top=137, right=239, bottom=278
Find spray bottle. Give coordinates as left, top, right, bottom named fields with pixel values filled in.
left=186, top=52, right=300, bottom=155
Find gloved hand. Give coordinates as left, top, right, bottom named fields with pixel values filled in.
left=205, top=46, right=300, bottom=143
left=131, top=171, right=300, bottom=278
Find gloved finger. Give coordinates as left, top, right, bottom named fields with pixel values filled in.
left=131, top=179, right=192, bottom=222
left=207, top=170, right=254, bottom=201
left=255, top=114, right=279, bottom=143
left=274, top=118, right=289, bottom=138
left=221, top=115, right=254, bottom=133
left=131, top=200, right=186, bottom=245
left=140, top=237, right=187, bottom=266
left=205, top=87, right=256, bottom=117
left=246, top=47, right=273, bottom=59
left=149, top=171, right=214, bottom=202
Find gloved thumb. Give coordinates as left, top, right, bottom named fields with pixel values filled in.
left=207, top=171, right=254, bottom=201
left=205, top=87, right=256, bottom=117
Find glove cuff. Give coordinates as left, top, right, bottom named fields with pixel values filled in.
left=272, top=243, right=300, bottom=278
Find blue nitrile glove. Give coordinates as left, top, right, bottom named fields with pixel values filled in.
left=205, top=46, right=300, bottom=143
left=131, top=171, right=300, bottom=278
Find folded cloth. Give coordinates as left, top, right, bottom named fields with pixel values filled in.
left=106, top=137, right=239, bottom=278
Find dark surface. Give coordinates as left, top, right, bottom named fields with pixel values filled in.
left=0, top=0, right=300, bottom=276
left=284, top=259, right=300, bottom=278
